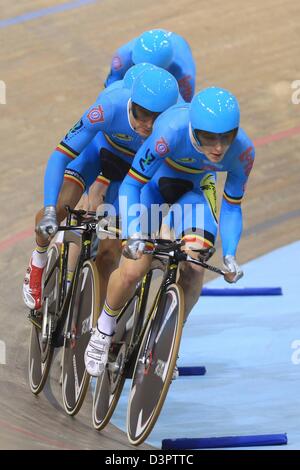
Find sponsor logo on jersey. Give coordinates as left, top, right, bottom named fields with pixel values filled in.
left=65, top=119, right=83, bottom=139
left=200, top=173, right=218, bottom=222
left=176, top=157, right=197, bottom=163
left=239, top=146, right=254, bottom=176
left=112, top=133, right=133, bottom=142
left=139, top=148, right=156, bottom=171
left=155, top=137, right=169, bottom=156
left=178, top=75, right=193, bottom=102
left=87, top=105, right=104, bottom=124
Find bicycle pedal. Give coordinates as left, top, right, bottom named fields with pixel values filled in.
left=107, top=361, right=121, bottom=374
left=28, top=311, right=42, bottom=329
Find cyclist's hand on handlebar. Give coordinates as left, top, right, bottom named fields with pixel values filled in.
left=223, top=255, right=243, bottom=283
left=36, top=206, right=58, bottom=238
left=181, top=240, right=215, bottom=262
left=96, top=215, right=120, bottom=239
left=122, top=235, right=154, bottom=260
left=96, top=216, right=111, bottom=237
left=195, top=246, right=216, bottom=262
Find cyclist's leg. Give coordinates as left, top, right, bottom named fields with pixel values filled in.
left=95, top=180, right=163, bottom=334
left=85, top=254, right=153, bottom=376
left=95, top=179, right=163, bottom=329
left=94, top=148, right=135, bottom=311
left=64, top=191, right=90, bottom=288
left=62, top=135, right=106, bottom=282
left=85, top=180, right=162, bottom=376
left=174, top=173, right=218, bottom=319
left=94, top=180, right=124, bottom=310
left=87, top=177, right=108, bottom=211
left=95, top=238, right=122, bottom=311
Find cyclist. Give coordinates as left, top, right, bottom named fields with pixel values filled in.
left=86, top=27, right=196, bottom=209
left=105, top=29, right=196, bottom=102
left=85, top=60, right=185, bottom=209
left=84, top=86, right=255, bottom=377
left=23, top=67, right=179, bottom=311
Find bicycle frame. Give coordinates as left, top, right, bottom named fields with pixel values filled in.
left=51, top=208, right=98, bottom=346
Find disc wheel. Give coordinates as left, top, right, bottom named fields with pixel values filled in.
left=61, top=260, right=99, bottom=415
left=127, top=284, right=184, bottom=445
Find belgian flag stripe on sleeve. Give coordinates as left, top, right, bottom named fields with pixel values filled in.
left=56, top=142, right=79, bottom=159
left=223, top=190, right=243, bottom=205
left=128, top=168, right=150, bottom=184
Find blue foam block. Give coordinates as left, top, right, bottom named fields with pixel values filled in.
left=201, top=287, right=282, bottom=296
left=162, top=433, right=288, bottom=449
left=178, top=366, right=206, bottom=376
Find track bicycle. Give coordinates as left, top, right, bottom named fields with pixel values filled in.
left=92, top=237, right=225, bottom=445
left=28, top=207, right=99, bottom=418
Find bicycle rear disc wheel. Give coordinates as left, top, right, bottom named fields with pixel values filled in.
left=127, top=283, right=184, bottom=445
left=28, top=244, right=61, bottom=394
left=62, top=260, right=99, bottom=416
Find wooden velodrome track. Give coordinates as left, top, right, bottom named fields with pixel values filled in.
left=0, top=0, right=299, bottom=450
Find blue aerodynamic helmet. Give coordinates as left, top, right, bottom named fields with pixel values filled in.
left=131, top=67, right=179, bottom=113
left=132, top=29, right=173, bottom=69
left=123, top=63, right=159, bottom=89
left=190, top=87, right=240, bottom=136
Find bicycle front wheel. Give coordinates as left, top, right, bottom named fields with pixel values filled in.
left=127, top=283, right=184, bottom=445
left=92, top=293, right=140, bottom=431
left=61, top=259, right=100, bottom=415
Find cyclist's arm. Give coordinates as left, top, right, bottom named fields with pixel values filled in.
left=104, top=40, right=134, bottom=87
left=168, top=63, right=195, bottom=103
left=169, top=34, right=196, bottom=103
left=44, top=96, right=113, bottom=206
left=220, top=145, right=255, bottom=256
left=177, top=74, right=195, bottom=103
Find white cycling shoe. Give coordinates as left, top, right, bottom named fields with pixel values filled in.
left=84, top=328, right=112, bottom=377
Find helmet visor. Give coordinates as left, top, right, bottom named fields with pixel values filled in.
left=193, top=128, right=238, bottom=147
left=131, top=101, right=161, bottom=123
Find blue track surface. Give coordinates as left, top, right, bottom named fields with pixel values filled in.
left=110, top=241, right=300, bottom=449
